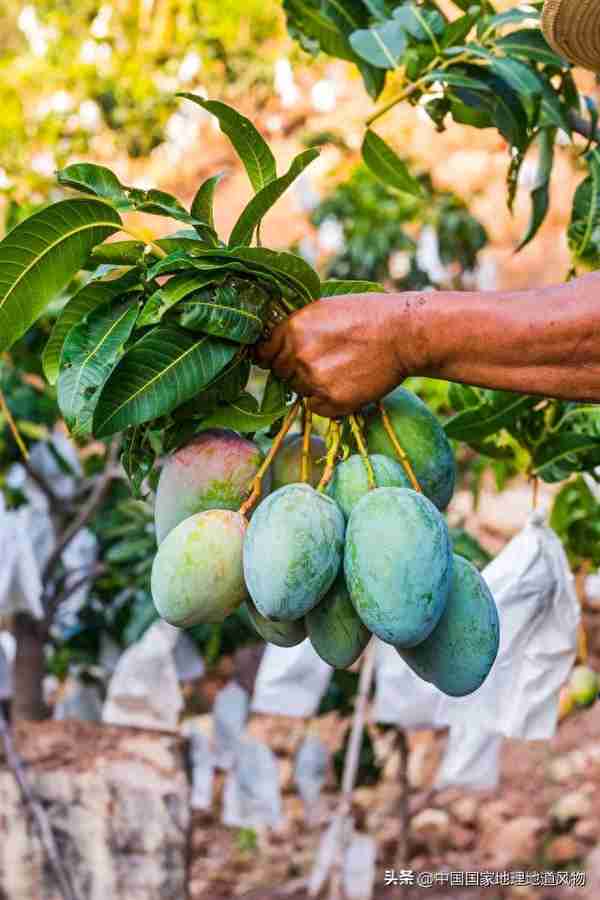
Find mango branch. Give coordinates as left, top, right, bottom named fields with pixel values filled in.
left=239, top=399, right=301, bottom=517
left=317, top=421, right=342, bottom=493
left=0, top=385, right=29, bottom=461
left=301, top=400, right=313, bottom=483
left=378, top=402, right=421, bottom=492
left=348, top=414, right=376, bottom=490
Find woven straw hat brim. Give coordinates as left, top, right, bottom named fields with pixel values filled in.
left=542, top=0, right=600, bottom=72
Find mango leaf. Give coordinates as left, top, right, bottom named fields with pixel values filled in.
left=533, top=433, right=600, bottom=482
left=350, top=18, right=407, bottom=69
left=440, top=12, right=476, bottom=49
left=489, top=57, right=542, bottom=123
left=320, top=279, right=383, bottom=296
left=58, top=163, right=213, bottom=233
left=229, top=148, right=319, bottom=247
left=93, top=326, right=238, bottom=436
left=191, top=173, right=224, bottom=231
left=57, top=300, right=139, bottom=436
left=0, top=198, right=122, bottom=353
left=550, top=477, right=600, bottom=567
left=485, top=8, right=539, bottom=29
left=283, top=0, right=385, bottom=98
left=198, top=374, right=288, bottom=433
left=518, top=128, right=555, bottom=251
left=362, top=130, right=423, bottom=197
left=568, top=148, right=600, bottom=265
left=137, top=272, right=223, bottom=328
left=234, top=247, right=321, bottom=304
left=393, top=4, right=445, bottom=41
left=43, top=269, right=141, bottom=383
left=57, top=163, right=129, bottom=205
left=88, top=240, right=148, bottom=267
left=423, top=70, right=493, bottom=93
left=445, top=391, right=538, bottom=442
left=179, top=279, right=267, bottom=344
left=178, top=95, right=276, bottom=192
left=173, top=353, right=251, bottom=418
left=496, top=29, right=565, bottom=68
left=448, top=382, right=481, bottom=411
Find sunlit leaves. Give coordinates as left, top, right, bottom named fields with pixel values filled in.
left=0, top=199, right=122, bottom=353
left=93, top=327, right=238, bottom=436
left=178, top=95, right=276, bottom=192
left=58, top=300, right=139, bottom=435
left=362, top=131, right=423, bottom=197
left=228, top=148, right=319, bottom=246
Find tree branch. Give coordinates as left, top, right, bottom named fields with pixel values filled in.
left=21, top=456, right=62, bottom=512
left=42, top=440, right=120, bottom=598
left=0, top=707, right=79, bottom=900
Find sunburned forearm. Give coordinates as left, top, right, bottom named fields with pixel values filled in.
left=408, top=272, right=600, bottom=401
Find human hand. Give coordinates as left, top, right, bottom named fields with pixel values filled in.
left=255, top=293, right=425, bottom=417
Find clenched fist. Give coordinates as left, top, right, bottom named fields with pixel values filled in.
left=255, top=293, right=426, bottom=418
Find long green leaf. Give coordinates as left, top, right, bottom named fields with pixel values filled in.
left=137, top=272, right=222, bottom=327
left=93, top=326, right=238, bottom=436
left=58, top=300, right=139, bottom=435
left=233, top=247, right=321, bottom=304
left=179, top=279, right=266, bottom=343
left=320, top=279, right=383, bottom=296
left=191, top=174, right=224, bottom=231
left=229, top=149, right=319, bottom=247
left=178, top=95, right=276, bottom=192
left=43, top=270, right=141, bottom=383
left=0, top=199, right=122, bottom=353
left=534, top=434, right=600, bottom=482
left=496, top=29, right=565, bottom=68
left=518, top=128, right=555, bottom=251
left=58, top=163, right=213, bottom=234
left=350, top=18, right=407, bottom=69
left=362, top=130, right=423, bottom=197
left=445, top=392, right=537, bottom=441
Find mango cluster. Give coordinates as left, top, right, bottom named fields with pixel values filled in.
left=151, top=389, right=500, bottom=697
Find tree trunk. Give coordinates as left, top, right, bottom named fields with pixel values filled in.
left=13, top=614, right=47, bottom=721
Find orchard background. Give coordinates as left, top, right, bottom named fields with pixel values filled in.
left=3, top=1, right=600, bottom=899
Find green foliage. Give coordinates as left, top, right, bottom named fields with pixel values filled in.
left=446, top=389, right=600, bottom=484
left=285, top=0, right=600, bottom=255
left=550, top=476, right=600, bottom=568
left=312, top=163, right=487, bottom=285
left=1, top=97, right=375, bottom=491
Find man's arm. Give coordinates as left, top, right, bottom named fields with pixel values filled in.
left=255, top=272, right=600, bottom=418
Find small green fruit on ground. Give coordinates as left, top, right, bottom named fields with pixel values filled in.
left=397, top=554, right=500, bottom=697
left=569, top=665, right=599, bottom=708
left=306, top=573, right=370, bottom=668
left=245, top=599, right=307, bottom=647
left=244, top=483, right=345, bottom=621
left=344, top=486, right=452, bottom=647
left=327, top=453, right=411, bottom=520
left=270, top=434, right=326, bottom=490
left=151, top=509, right=247, bottom=627
left=154, top=428, right=264, bottom=544
left=364, top=387, right=456, bottom=511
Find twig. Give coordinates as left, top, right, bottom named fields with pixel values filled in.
left=378, top=403, right=421, bottom=493
left=348, top=415, right=376, bottom=490
left=0, top=386, right=29, bottom=461
left=396, top=729, right=411, bottom=900
left=301, top=400, right=313, bottom=483
left=21, top=456, right=61, bottom=510
left=46, top=563, right=108, bottom=625
left=317, top=421, right=342, bottom=493
left=325, top=641, right=377, bottom=900
left=239, top=400, right=301, bottom=518
left=0, top=707, right=78, bottom=900
left=41, top=440, right=120, bottom=595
